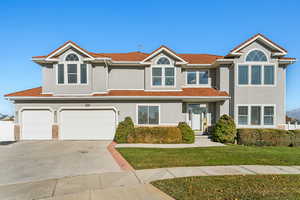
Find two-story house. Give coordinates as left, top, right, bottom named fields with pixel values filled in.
left=5, top=34, right=295, bottom=140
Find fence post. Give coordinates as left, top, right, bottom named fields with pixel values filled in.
left=288, top=121, right=291, bottom=130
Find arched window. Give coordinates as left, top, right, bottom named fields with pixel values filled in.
left=157, top=57, right=170, bottom=65
left=246, top=50, right=267, bottom=62
left=65, top=53, right=79, bottom=61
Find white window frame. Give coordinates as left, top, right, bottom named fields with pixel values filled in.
left=151, top=56, right=176, bottom=88
left=237, top=106, right=248, bottom=125
left=235, top=104, right=276, bottom=128
left=237, top=63, right=276, bottom=87
left=136, top=104, right=160, bottom=125
left=185, top=69, right=210, bottom=87
left=237, top=49, right=276, bottom=87
left=56, top=53, right=89, bottom=85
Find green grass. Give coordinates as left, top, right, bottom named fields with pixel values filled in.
left=117, top=145, right=300, bottom=169
left=152, top=175, right=300, bottom=200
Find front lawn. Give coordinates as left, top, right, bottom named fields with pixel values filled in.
left=117, top=145, right=300, bottom=169
left=152, top=175, right=300, bottom=200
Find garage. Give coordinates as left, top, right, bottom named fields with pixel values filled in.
left=59, top=108, right=116, bottom=140
left=21, top=109, right=53, bottom=140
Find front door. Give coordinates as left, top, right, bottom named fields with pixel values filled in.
left=188, top=104, right=207, bottom=131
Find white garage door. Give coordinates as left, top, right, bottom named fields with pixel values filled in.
left=21, top=110, right=53, bottom=140
left=59, top=109, right=116, bottom=140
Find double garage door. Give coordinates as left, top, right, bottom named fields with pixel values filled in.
left=21, top=108, right=116, bottom=140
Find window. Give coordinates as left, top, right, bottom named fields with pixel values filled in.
left=157, top=57, right=170, bottom=65
left=80, top=64, right=87, bottom=84
left=251, top=65, right=261, bottom=85
left=165, top=67, right=175, bottom=86
left=238, top=64, right=275, bottom=86
left=152, top=68, right=162, bottom=86
left=199, top=71, right=208, bottom=84
left=238, top=65, right=248, bottom=85
left=187, top=70, right=209, bottom=85
left=58, top=64, right=64, bottom=84
left=187, top=72, right=197, bottom=84
left=264, top=106, right=274, bottom=125
left=138, top=105, right=159, bottom=125
left=65, top=53, right=79, bottom=61
left=238, top=106, right=248, bottom=125
left=264, top=65, right=274, bottom=85
left=251, top=106, right=261, bottom=125
left=151, top=57, right=175, bottom=86
left=67, top=64, right=77, bottom=84
left=246, top=50, right=267, bottom=62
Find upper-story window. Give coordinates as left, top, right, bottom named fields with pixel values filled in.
left=187, top=70, right=209, bottom=85
left=57, top=53, right=88, bottom=85
left=238, top=49, right=275, bottom=86
left=152, top=57, right=175, bottom=87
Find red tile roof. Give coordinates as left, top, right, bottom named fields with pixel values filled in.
left=5, top=87, right=229, bottom=97
left=5, top=87, right=52, bottom=97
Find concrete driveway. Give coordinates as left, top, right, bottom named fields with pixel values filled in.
left=0, top=140, right=121, bottom=186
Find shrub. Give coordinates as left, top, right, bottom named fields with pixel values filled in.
left=212, top=114, right=237, bottom=144
left=114, top=117, right=134, bottom=143
left=237, top=128, right=294, bottom=146
left=127, top=127, right=182, bottom=144
left=177, top=122, right=195, bottom=143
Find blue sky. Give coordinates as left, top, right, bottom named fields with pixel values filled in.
left=0, top=0, right=299, bottom=115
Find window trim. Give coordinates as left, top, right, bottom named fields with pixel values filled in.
left=136, top=104, right=160, bottom=125
left=237, top=63, right=276, bottom=87
left=245, top=49, right=269, bottom=62
left=56, top=53, right=89, bottom=85
left=236, top=104, right=276, bottom=128
left=151, top=56, right=176, bottom=88
left=185, top=69, right=210, bottom=87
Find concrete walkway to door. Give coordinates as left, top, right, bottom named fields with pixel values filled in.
left=1, top=165, right=300, bottom=200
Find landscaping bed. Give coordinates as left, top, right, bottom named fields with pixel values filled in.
left=117, top=145, right=300, bottom=169
left=152, top=175, right=300, bottom=200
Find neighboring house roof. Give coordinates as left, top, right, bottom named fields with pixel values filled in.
left=5, top=87, right=229, bottom=97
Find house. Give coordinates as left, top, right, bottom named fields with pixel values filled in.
left=5, top=34, right=296, bottom=140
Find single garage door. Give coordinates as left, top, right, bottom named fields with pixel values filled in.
left=59, top=109, right=116, bottom=140
left=21, top=110, right=53, bottom=140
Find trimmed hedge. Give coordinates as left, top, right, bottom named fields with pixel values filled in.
left=237, top=129, right=300, bottom=147
left=114, top=117, right=195, bottom=144
left=177, top=122, right=195, bottom=143
left=127, top=127, right=182, bottom=144
left=212, top=115, right=237, bottom=144
left=114, top=117, right=134, bottom=143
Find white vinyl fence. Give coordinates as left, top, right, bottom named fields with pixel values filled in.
left=285, top=122, right=300, bottom=130
left=0, top=121, right=15, bottom=141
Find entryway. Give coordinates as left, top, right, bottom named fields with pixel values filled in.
left=187, top=104, right=208, bottom=131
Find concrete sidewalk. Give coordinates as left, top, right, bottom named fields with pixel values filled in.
left=116, top=135, right=225, bottom=148
left=2, top=165, right=300, bottom=200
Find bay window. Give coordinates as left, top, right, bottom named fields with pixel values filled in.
left=137, top=105, right=159, bottom=125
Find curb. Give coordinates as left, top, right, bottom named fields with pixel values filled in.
left=107, top=141, right=135, bottom=171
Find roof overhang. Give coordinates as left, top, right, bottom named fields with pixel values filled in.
left=141, top=46, right=188, bottom=64
left=228, top=34, right=288, bottom=57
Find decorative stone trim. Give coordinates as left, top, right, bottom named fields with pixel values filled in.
left=52, top=125, right=59, bottom=139
left=14, top=124, right=20, bottom=141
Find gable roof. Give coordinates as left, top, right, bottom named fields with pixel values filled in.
left=141, top=45, right=187, bottom=63
left=228, top=33, right=287, bottom=56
